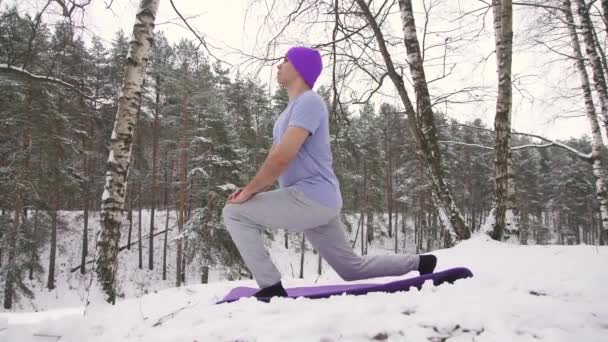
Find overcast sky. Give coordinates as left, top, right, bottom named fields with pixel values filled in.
left=10, top=0, right=602, bottom=142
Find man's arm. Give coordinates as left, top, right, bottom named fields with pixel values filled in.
left=242, top=126, right=310, bottom=194
left=254, top=144, right=277, bottom=193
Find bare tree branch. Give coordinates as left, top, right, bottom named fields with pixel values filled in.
left=168, top=0, right=232, bottom=66
left=534, top=39, right=587, bottom=60
left=0, top=64, right=94, bottom=99
left=437, top=123, right=593, bottom=160
left=439, top=140, right=495, bottom=150
left=51, top=0, right=92, bottom=26
left=512, top=1, right=565, bottom=12
left=440, top=140, right=556, bottom=151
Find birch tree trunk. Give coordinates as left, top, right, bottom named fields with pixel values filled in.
left=565, top=0, right=608, bottom=239
left=96, top=0, right=160, bottom=304
left=397, top=0, right=471, bottom=243
left=356, top=0, right=469, bottom=245
left=491, top=0, right=518, bottom=241
left=601, top=0, right=608, bottom=34
left=575, top=0, right=608, bottom=139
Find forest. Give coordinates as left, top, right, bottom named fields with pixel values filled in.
left=1, top=0, right=607, bottom=310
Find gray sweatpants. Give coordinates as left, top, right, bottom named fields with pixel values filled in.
left=222, top=186, right=420, bottom=288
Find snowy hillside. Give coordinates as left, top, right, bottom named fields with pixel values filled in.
left=2, top=232, right=607, bottom=341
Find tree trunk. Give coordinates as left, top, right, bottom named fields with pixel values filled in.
left=47, top=190, right=58, bottom=290
left=361, top=210, right=366, bottom=255
left=387, top=156, right=394, bottom=238
left=361, top=162, right=368, bottom=255
left=355, top=0, right=470, bottom=243
left=96, top=0, right=160, bottom=304
left=402, top=204, right=407, bottom=249
left=602, top=0, right=608, bottom=33
left=366, top=211, right=374, bottom=243
left=176, top=89, right=191, bottom=287
left=352, top=212, right=363, bottom=249
left=81, top=164, right=89, bottom=275
left=127, top=195, right=133, bottom=250
left=317, top=251, right=322, bottom=276
left=29, top=209, right=39, bottom=280
left=565, top=0, right=608, bottom=239
left=491, top=0, right=516, bottom=241
left=181, top=239, right=187, bottom=284
left=201, top=265, right=209, bottom=284
left=395, top=207, right=401, bottom=254
left=400, top=0, right=470, bottom=243
left=384, top=129, right=393, bottom=238
left=575, top=0, right=608, bottom=139
left=299, top=233, right=306, bottom=279
left=149, top=75, right=161, bottom=270
left=138, top=205, right=142, bottom=269
left=162, top=157, right=170, bottom=281
left=4, top=194, right=21, bottom=309
left=0, top=209, right=3, bottom=268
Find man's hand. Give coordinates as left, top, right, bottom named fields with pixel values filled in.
left=227, top=187, right=256, bottom=204
left=227, top=188, right=243, bottom=202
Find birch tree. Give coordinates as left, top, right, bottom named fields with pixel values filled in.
left=491, top=0, right=519, bottom=241
left=96, top=0, right=160, bottom=304
left=563, top=0, right=608, bottom=239
left=354, top=0, right=471, bottom=244
left=574, top=0, right=608, bottom=138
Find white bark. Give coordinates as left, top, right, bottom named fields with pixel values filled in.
left=575, top=0, right=608, bottom=139
left=396, top=0, right=471, bottom=243
left=96, top=0, right=160, bottom=304
left=492, top=0, right=518, bottom=241
left=565, top=0, right=608, bottom=238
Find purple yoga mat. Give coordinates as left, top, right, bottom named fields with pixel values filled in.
left=216, top=267, right=473, bottom=304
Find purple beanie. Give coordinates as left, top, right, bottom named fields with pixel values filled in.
left=286, top=47, right=323, bottom=88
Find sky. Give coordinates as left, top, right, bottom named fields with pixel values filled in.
left=8, top=0, right=602, bottom=142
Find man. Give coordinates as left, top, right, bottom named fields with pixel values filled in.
left=222, top=46, right=436, bottom=300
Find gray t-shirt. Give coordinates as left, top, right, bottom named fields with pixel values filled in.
left=272, top=90, right=342, bottom=209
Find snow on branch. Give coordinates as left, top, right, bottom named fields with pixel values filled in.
left=0, top=64, right=94, bottom=99
left=511, top=131, right=593, bottom=160
left=438, top=141, right=494, bottom=150
left=437, top=123, right=593, bottom=161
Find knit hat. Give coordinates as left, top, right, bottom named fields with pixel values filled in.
left=286, top=47, right=323, bottom=88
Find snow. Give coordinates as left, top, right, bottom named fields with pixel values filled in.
left=188, top=167, right=209, bottom=178
left=2, top=222, right=607, bottom=341
left=0, top=64, right=94, bottom=99
left=218, top=183, right=238, bottom=192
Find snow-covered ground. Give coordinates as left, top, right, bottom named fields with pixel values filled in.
left=2, top=231, right=607, bottom=341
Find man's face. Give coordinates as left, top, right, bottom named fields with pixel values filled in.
left=277, top=55, right=299, bottom=87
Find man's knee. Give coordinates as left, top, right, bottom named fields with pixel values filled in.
left=222, top=203, right=240, bottom=222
